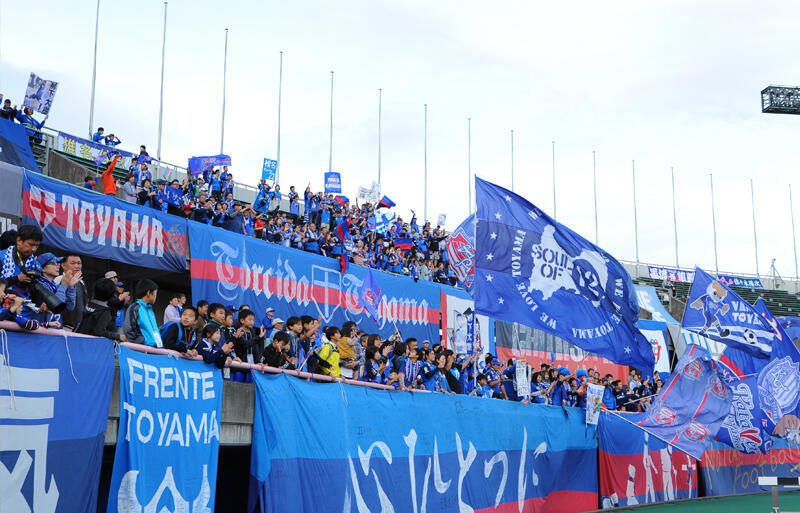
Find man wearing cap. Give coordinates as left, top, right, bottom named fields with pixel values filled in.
left=549, top=366, right=571, bottom=409
left=105, top=271, right=130, bottom=333
left=485, top=358, right=507, bottom=399
left=37, top=252, right=77, bottom=312
left=265, top=317, right=284, bottom=345
left=261, top=307, right=275, bottom=333
left=0, top=98, right=17, bottom=121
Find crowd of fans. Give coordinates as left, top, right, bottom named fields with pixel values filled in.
left=1, top=224, right=647, bottom=406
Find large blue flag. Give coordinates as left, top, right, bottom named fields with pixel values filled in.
left=629, top=344, right=730, bottom=459
left=778, top=316, right=800, bottom=342
left=683, top=268, right=775, bottom=357
left=188, top=154, right=231, bottom=175
left=358, top=267, right=382, bottom=322
left=473, top=177, right=654, bottom=374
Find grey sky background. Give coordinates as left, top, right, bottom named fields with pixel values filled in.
left=2, top=1, right=799, bottom=279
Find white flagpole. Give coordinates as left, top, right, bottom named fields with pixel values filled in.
left=593, top=150, right=598, bottom=245
left=378, top=88, right=382, bottom=186
left=220, top=28, right=229, bottom=154
left=88, top=0, right=101, bottom=138
left=710, top=173, right=719, bottom=274
left=671, top=167, right=679, bottom=267
left=632, top=160, right=640, bottom=273
left=552, top=139, right=556, bottom=218
left=156, top=1, right=168, bottom=161
left=276, top=50, right=283, bottom=184
left=750, top=178, right=760, bottom=277
left=791, top=184, right=799, bottom=281
left=510, top=129, right=514, bottom=192
left=424, top=104, right=428, bottom=223
left=467, top=117, right=472, bottom=213
left=328, top=71, right=334, bottom=173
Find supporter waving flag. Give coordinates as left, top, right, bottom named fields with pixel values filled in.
left=358, top=268, right=382, bottom=322
left=445, top=214, right=476, bottom=294
left=334, top=194, right=349, bottom=207
left=473, top=176, right=654, bottom=375
left=683, top=267, right=774, bottom=357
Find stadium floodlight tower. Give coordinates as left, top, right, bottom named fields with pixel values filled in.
left=761, top=85, right=800, bottom=114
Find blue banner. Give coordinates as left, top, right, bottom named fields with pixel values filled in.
left=598, top=413, right=698, bottom=508
left=21, top=170, right=188, bottom=272
left=248, top=372, right=598, bottom=513
left=473, top=177, right=655, bottom=375
left=634, top=285, right=679, bottom=324
left=718, top=274, right=763, bottom=289
left=324, top=171, right=342, bottom=193
left=57, top=130, right=135, bottom=171
left=107, top=346, right=223, bottom=513
left=700, top=437, right=800, bottom=495
left=0, top=331, right=114, bottom=513
left=683, top=267, right=775, bottom=357
left=261, top=158, right=277, bottom=182
left=647, top=265, right=695, bottom=283
left=188, top=220, right=441, bottom=342
left=629, top=344, right=730, bottom=460
left=188, top=154, right=231, bottom=176
left=0, top=118, right=40, bottom=171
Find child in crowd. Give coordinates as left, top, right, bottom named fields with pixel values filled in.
left=198, top=323, right=234, bottom=369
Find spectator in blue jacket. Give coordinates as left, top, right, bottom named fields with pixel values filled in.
left=92, top=127, right=105, bottom=143
left=123, top=279, right=162, bottom=347
left=16, top=107, right=47, bottom=142
left=198, top=323, right=234, bottom=369
left=105, top=134, right=121, bottom=147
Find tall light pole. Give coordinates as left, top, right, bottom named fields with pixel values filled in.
left=710, top=173, right=720, bottom=274
left=632, top=160, right=640, bottom=273
left=378, top=88, right=382, bottom=185
left=791, top=184, right=799, bottom=280
left=276, top=50, right=283, bottom=184
left=592, top=150, right=598, bottom=245
left=88, top=0, right=101, bottom=138
left=671, top=167, right=679, bottom=267
left=156, top=1, right=168, bottom=161
left=219, top=28, right=229, bottom=154
left=467, top=117, right=471, bottom=213
left=424, top=104, right=428, bottom=223
left=510, top=129, right=515, bottom=192
left=751, top=178, right=760, bottom=277
left=551, top=139, right=557, bottom=218
left=328, top=71, right=334, bottom=173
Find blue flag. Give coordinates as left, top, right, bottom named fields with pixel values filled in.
left=473, top=176, right=655, bottom=375
left=0, top=118, right=40, bottom=171
left=778, top=316, right=800, bottom=342
left=359, top=268, right=382, bottom=322
left=629, top=344, right=730, bottom=459
left=262, top=158, right=277, bottom=181
left=378, top=195, right=396, bottom=209
left=445, top=214, right=476, bottom=294
left=370, top=212, right=394, bottom=235
left=683, top=268, right=774, bottom=357
left=188, top=154, right=231, bottom=175
left=324, top=171, right=342, bottom=193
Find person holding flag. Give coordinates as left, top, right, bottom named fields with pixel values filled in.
left=358, top=268, right=382, bottom=323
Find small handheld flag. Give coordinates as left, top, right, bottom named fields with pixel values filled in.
left=377, top=195, right=396, bottom=209
left=359, top=268, right=382, bottom=322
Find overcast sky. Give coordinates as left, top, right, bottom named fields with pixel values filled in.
left=2, top=1, right=799, bottom=279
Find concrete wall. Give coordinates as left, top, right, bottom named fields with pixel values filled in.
left=105, top=368, right=255, bottom=447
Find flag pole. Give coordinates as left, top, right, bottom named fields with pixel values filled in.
left=632, top=160, right=640, bottom=275
left=551, top=139, right=556, bottom=218
left=671, top=166, right=679, bottom=267
left=750, top=178, right=760, bottom=277
left=156, top=1, right=168, bottom=162
left=88, top=0, right=101, bottom=138
left=276, top=50, right=283, bottom=184
left=791, top=184, right=799, bottom=281
left=510, top=129, right=514, bottom=192
left=592, top=150, right=598, bottom=245
left=424, top=103, right=428, bottom=223
left=220, top=28, right=229, bottom=154
left=378, top=88, right=382, bottom=186
left=467, top=117, right=472, bottom=214
left=710, top=173, right=719, bottom=274
left=328, top=71, right=334, bottom=174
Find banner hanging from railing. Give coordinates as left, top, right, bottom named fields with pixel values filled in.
left=598, top=412, right=698, bottom=508
left=717, top=274, right=763, bottom=289
left=699, top=437, right=800, bottom=496
left=248, top=372, right=598, bottom=513
left=57, top=131, right=135, bottom=170
left=648, top=265, right=695, bottom=283
left=0, top=330, right=114, bottom=513
left=106, top=346, right=223, bottom=513
left=188, top=220, right=441, bottom=342
left=21, top=170, right=188, bottom=272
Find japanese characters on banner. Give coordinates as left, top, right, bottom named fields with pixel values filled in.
left=718, top=274, right=763, bottom=289
left=249, top=372, right=599, bottom=513
left=598, top=412, right=698, bottom=509
left=22, top=170, right=188, bottom=272
left=261, top=158, right=277, bottom=182
left=648, top=266, right=695, bottom=283
left=188, top=220, right=442, bottom=342
left=24, top=72, right=59, bottom=114
left=0, top=331, right=114, bottom=513
left=699, top=437, right=800, bottom=496
left=585, top=383, right=604, bottom=425
left=57, top=131, right=136, bottom=170
left=106, top=346, right=223, bottom=513
left=324, top=171, right=342, bottom=193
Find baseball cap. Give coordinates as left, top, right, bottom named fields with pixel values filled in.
left=37, top=253, right=63, bottom=266
left=272, top=317, right=284, bottom=324
left=266, top=307, right=275, bottom=313
left=490, top=358, right=501, bottom=366
left=104, top=271, right=118, bottom=280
